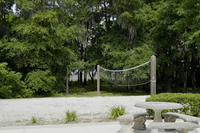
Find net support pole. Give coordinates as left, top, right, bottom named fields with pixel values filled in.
left=150, top=55, right=156, bottom=95
left=97, top=65, right=100, bottom=96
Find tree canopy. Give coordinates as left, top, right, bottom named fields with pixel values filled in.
left=0, top=0, right=200, bottom=98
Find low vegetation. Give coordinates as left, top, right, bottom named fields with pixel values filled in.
left=31, top=116, right=37, bottom=123
left=146, top=93, right=200, bottom=117
left=65, top=111, right=78, bottom=123
left=109, top=106, right=126, bottom=120
left=32, top=80, right=150, bottom=98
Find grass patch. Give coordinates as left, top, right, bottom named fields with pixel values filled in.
left=109, top=106, right=126, bottom=120
left=31, top=116, right=36, bottom=123
left=50, top=84, right=149, bottom=98
left=30, top=79, right=150, bottom=98
left=65, top=111, right=78, bottom=123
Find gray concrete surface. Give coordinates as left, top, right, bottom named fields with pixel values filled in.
left=0, top=120, right=199, bottom=133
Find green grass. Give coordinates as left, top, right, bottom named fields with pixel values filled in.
left=31, top=116, right=36, bottom=123
left=65, top=111, right=78, bottom=123
left=50, top=84, right=149, bottom=97
left=30, top=79, right=150, bottom=98
left=109, top=106, right=126, bottom=120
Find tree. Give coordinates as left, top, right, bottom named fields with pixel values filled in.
left=0, top=0, right=86, bottom=95
left=148, top=0, right=200, bottom=92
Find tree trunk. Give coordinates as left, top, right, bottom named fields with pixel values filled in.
left=66, top=68, right=69, bottom=94
left=191, top=43, right=197, bottom=91
left=192, top=71, right=196, bottom=91
left=103, top=0, right=110, bottom=32
left=109, top=82, right=112, bottom=91
left=80, top=42, right=84, bottom=87
left=183, top=71, right=187, bottom=92
left=80, top=69, right=83, bottom=87
left=84, top=72, right=87, bottom=85
left=132, top=86, right=137, bottom=93
left=78, top=69, right=80, bottom=84
left=182, top=29, right=189, bottom=92
left=89, top=71, right=94, bottom=84
left=127, top=85, right=130, bottom=91
left=167, top=77, right=171, bottom=92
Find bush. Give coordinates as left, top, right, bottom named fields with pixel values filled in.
left=25, top=70, right=56, bottom=94
left=0, top=62, right=31, bottom=98
left=145, top=93, right=200, bottom=117
left=65, top=111, right=78, bottom=123
left=109, top=106, right=126, bottom=120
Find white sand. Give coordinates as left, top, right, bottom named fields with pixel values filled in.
left=0, top=96, right=149, bottom=126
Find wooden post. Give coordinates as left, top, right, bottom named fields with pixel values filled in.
left=151, top=55, right=156, bottom=95
left=97, top=65, right=100, bottom=96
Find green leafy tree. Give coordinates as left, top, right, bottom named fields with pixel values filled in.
left=0, top=0, right=86, bottom=95
left=85, top=0, right=155, bottom=92
left=147, top=0, right=200, bottom=92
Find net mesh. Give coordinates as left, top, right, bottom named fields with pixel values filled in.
left=99, top=61, right=150, bottom=86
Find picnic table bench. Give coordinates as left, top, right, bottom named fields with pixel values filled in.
left=148, top=122, right=200, bottom=133
left=117, top=112, right=148, bottom=133
left=164, top=112, right=200, bottom=124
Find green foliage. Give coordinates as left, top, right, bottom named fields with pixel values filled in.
left=25, top=70, right=56, bottom=93
left=65, top=111, right=78, bottom=123
left=1, top=0, right=200, bottom=97
left=109, top=106, right=126, bottom=120
left=0, top=62, right=30, bottom=98
left=147, top=0, right=200, bottom=92
left=16, top=0, right=41, bottom=10
left=31, top=116, right=37, bottom=123
left=146, top=93, right=200, bottom=117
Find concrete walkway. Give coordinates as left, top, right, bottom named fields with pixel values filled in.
left=0, top=122, right=120, bottom=133
left=1, top=120, right=199, bottom=133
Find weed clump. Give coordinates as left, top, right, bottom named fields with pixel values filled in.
left=31, top=116, right=37, bottom=123
left=109, top=106, right=126, bottom=120
left=65, top=111, right=78, bottom=123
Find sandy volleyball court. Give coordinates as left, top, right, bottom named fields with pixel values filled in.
left=0, top=96, right=149, bottom=127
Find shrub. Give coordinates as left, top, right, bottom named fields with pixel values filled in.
left=0, top=62, right=31, bottom=98
left=145, top=93, right=200, bottom=117
left=65, top=111, right=78, bottom=123
left=109, top=106, right=126, bottom=120
left=25, top=70, right=56, bottom=94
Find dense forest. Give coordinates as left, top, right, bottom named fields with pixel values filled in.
left=1, top=0, right=200, bottom=98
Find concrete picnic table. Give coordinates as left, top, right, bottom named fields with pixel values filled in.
left=134, top=102, right=183, bottom=122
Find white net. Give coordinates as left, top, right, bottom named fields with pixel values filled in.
left=99, top=61, right=150, bottom=86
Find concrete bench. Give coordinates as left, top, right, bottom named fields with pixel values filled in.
left=148, top=122, right=200, bottom=133
left=117, top=112, right=148, bottom=133
left=163, top=112, right=200, bottom=124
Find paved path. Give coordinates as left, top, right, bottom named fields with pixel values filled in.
left=0, top=122, right=120, bottom=133
left=1, top=120, right=199, bottom=133
left=0, top=121, right=151, bottom=133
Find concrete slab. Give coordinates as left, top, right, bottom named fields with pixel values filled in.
left=0, top=122, right=120, bottom=133
left=0, top=119, right=199, bottom=133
